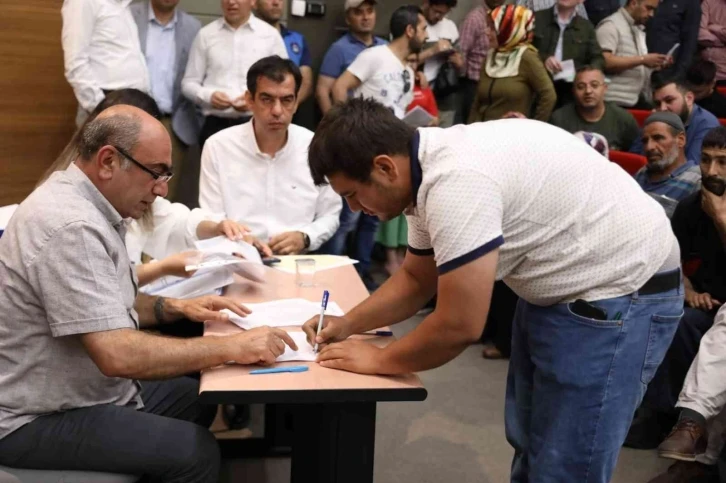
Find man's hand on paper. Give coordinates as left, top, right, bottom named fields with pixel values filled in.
left=226, top=326, right=299, bottom=365
left=210, top=91, right=232, bottom=109
left=302, top=314, right=353, bottom=349
left=544, top=56, right=563, bottom=74
left=316, top=339, right=384, bottom=374
left=216, top=220, right=250, bottom=241
left=168, top=295, right=251, bottom=323
left=160, top=251, right=201, bottom=278
left=269, top=231, right=306, bottom=255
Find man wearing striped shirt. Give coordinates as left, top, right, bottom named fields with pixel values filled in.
left=634, top=112, right=701, bottom=218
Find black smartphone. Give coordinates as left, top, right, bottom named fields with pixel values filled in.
left=262, top=257, right=280, bottom=266
left=703, top=177, right=726, bottom=197
left=570, top=299, right=608, bottom=320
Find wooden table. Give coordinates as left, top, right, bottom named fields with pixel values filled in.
left=200, top=264, right=427, bottom=483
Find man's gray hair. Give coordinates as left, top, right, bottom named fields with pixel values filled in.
left=77, top=113, right=142, bottom=167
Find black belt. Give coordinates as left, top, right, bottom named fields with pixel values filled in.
left=639, top=269, right=681, bottom=295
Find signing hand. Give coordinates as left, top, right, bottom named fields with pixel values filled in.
left=685, top=288, right=721, bottom=311
left=269, top=231, right=306, bottom=255
left=211, top=91, right=232, bottom=110
left=317, top=339, right=384, bottom=374
left=544, top=56, right=562, bottom=74
left=217, top=220, right=250, bottom=241
left=302, top=314, right=353, bottom=348
left=172, top=295, right=251, bottom=323
left=225, top=326, right=299, bottom=366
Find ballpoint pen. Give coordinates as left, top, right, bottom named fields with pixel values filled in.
left=313, top=290, right=329, bottom=353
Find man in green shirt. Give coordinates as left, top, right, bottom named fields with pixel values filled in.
left=550, top=65, right=640, bottom=151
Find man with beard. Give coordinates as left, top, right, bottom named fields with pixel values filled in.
left=631, top=76, right=721, bottom=160
left=332, top=5, right=427, bottom=119
left=636, top=127, right=726, bottom=483
left=634, top=112, right=701, bottom=218
left=550, top=66, right=639, bottom=151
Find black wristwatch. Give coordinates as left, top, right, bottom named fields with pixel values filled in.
left=301, top=232, right=311, bottom=250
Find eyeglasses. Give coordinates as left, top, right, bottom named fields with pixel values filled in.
left=113, top=145, right=173, bottom=183
left=402, top=69, right=412, bottom=94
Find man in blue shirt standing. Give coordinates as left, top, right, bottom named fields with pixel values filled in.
left=634, top=112, right=701, bottom=217
left=131, top=0, right=202, bottom=201
left=316, top=0, right=387, bottom=290
left=631, top=76, right=721, bottom=161
left=256, top=0, right=314, bottom=104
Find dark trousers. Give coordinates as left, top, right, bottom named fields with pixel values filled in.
left=199, top=115, right=250, bottom=149
left=460, top=77, right=479, bottom=124
left=0, top=378, right=219, bottom=483
left=642, top=306, right=716, bottom=413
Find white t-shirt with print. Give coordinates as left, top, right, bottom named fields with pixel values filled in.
left=423, top=17, right=459, bottom=82
left=347, top=45, right=415, bottom=119
left=406, top=120, right=678, bottom=306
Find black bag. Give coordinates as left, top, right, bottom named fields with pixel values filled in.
left=433, top=61, right=459, bottom=97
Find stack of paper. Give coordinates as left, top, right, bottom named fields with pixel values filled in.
left=223, top=298, right=345, bottom=330
left=191, top=236, right=265, bottom=282
left=141, top=237, right=266, bottom=299
left=271, top=255, right=358, bottom=275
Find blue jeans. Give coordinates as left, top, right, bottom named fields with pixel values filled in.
left=319, top=203, right=379, bottom=274
left=506, top=280, right=683, bottom=483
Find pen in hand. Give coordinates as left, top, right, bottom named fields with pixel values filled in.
left=313, top=290, right=329, bottom=353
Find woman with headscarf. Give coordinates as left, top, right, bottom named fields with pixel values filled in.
left=468, top=5, right=556, bottom=123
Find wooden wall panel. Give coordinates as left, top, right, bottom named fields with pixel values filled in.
left=0, top=1, right=76, bottom=206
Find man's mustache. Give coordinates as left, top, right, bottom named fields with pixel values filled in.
left=702, top=176, right=726, bottom=197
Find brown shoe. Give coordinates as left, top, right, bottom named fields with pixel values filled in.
left=657, top=418, right=708, bottom=461
left=646, top=461, right=717, bottom=483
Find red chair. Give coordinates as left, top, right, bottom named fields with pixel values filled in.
left=609, top=150, right=647, bottom=176
left=717, top=86, right=726, bottom=97
left=627, top=109, right=652, bottom=127
left=720, top=118, right=726, bottom=127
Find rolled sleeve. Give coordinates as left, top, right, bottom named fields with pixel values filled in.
left=300, top=184, right=342, bottom=251
left=424, top=170, right=505, bottom=274
left=30, top=221, right=137, bottom=337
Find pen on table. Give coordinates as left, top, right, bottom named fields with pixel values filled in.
left=250, top=366, right=309, bottom=375
left=313, top=290, right=329, bottom=353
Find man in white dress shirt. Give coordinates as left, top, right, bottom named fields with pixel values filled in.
left=61, top=0, right=150, bottom=126
left=332, top=5, right=426, bottom=120
left=199, top=56, right=341, bottom=255
left=182, top=0, right=288, bottom=147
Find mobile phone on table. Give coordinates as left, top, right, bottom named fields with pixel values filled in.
left=262, top=257, right=280, bottom=266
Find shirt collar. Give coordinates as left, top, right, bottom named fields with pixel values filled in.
left=554, top=5, right=576, bottom=27
left=346, top=32, right=382, bottom=48
left=148, top=2, right=178, bottom=27
left=65, top=163, right=125, bottom=229
left=247, top=119, right=291, bottom=158
left=409, top=130, right=423, bottom=207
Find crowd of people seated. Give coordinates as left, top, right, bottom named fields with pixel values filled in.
left=2, top=0, right=726, bottom=480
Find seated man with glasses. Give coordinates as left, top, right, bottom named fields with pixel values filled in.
left=0, top=105, right=297, bottom=480
left=199, top=56, right=342, bottom=255
left=550, top=65, right=640, bottom=151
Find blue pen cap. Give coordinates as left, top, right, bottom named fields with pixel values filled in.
left=322, top=290, right=329, bottom=308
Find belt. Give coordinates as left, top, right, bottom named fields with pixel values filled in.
left=638, top=269, right=681, bottom=296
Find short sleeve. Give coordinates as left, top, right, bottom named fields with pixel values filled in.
left=406, top=213, right=433, bottom=255
left=319, top=44, right=344, bottom=78
left=346, top=49, right=375, bottom=83
left=596, top=21, right=619, bottom=53
left=424, top=169, right=505, bottom=274
left=29, top=221, right=137, bottom=337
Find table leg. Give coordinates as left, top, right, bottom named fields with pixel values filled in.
left=290, top=402, right=376, bottom=483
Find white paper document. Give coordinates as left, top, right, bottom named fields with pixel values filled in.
left=224, top=298, right=345, bottom=330
left=277, top=332, right=316, bottom=362
left=403, top=105, right=435, bottom=128
left=553, top=59, right=576, bottom=82
left=142, top=269, right=232, bottom=299
left=190, top=236, right=265, bottom=282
